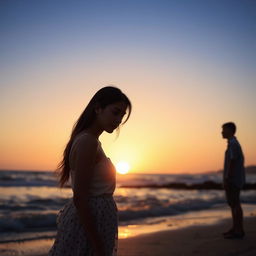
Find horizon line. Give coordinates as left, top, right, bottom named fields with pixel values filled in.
left=0, top=165, right=256, bottom=175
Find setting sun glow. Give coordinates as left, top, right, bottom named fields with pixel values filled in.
left=116, top=161, right=130, bottom=175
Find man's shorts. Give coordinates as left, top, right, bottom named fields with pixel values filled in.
left=225, top=183, right=241, bottom=207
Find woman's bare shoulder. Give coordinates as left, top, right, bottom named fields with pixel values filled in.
left=72, top=133, right=99, bottom=151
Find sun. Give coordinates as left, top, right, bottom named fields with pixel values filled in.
left=116, top=161, right=130, bottom=175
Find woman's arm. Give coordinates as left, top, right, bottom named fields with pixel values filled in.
left=71, top=134, right=105, bottom=255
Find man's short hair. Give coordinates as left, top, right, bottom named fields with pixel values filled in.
left=222, top=122, right=236, bottom=134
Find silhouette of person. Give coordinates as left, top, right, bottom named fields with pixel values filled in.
left=48, top=86, right=131, bottom=256
left=221, top=122, right=245, bottom=239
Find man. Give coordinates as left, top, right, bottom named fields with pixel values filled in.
left=221, top=122, right=245, bottom=239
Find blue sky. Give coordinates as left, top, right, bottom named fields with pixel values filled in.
left=1, top=0, right=255, bottom=68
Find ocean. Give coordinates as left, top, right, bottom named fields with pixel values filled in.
left=0, top=170, right=256, bottom=245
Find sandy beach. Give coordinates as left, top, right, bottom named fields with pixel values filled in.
left=1, top=205, right=255, bottom=256
left=118, top=216, right=256, bottom=256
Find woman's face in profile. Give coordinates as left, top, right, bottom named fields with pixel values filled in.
left=96, top=101, right=127, bottom=133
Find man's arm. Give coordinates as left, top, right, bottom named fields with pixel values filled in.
left=226, top=160, right=236, bottom=181
left=225, top=142, right=239, bottom=182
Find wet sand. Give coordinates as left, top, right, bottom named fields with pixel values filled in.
left=118, top=216, right=256, bottom=256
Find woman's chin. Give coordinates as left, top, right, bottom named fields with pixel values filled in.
left=105, top=128, right=115, bottom=133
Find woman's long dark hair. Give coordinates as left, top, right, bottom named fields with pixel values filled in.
left=56, top=86, right=132, bottom=187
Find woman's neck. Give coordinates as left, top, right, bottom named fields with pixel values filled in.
left=85, top=124, right=103, bottom=139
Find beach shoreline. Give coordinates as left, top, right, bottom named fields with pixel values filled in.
left=1, top=204, right=255, bottom=256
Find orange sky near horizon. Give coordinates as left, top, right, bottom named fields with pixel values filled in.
left=1, top=1, right=255, bottom=174
left=1, top=79, right=255, bottom=174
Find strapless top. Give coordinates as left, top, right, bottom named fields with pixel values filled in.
left=69, top=133, right=116, bottom=196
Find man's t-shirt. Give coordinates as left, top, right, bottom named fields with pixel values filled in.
left=224, top=136, right=245, bottom=189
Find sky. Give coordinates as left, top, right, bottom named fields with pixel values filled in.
left=1, top=0, right=255, bottom=173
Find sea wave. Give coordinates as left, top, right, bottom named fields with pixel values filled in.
left=0, top=170, right=57, bottom=187
left=1, top=192, right=255, bottom=233
left=0, top=212, right=57, bottom=232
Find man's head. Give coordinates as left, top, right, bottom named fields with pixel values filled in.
left=222, top=122, right=236, bottom=139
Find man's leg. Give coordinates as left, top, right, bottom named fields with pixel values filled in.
left=224, top=187, right=245, bottom=238
left=231, top=207, right=235, bottom=230
left=223, top=188, right=235, bottom=235
left=233, top=203, right=244, bottom=233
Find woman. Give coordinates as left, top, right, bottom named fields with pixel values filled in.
left=48, top=86, right=132, bottom=256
